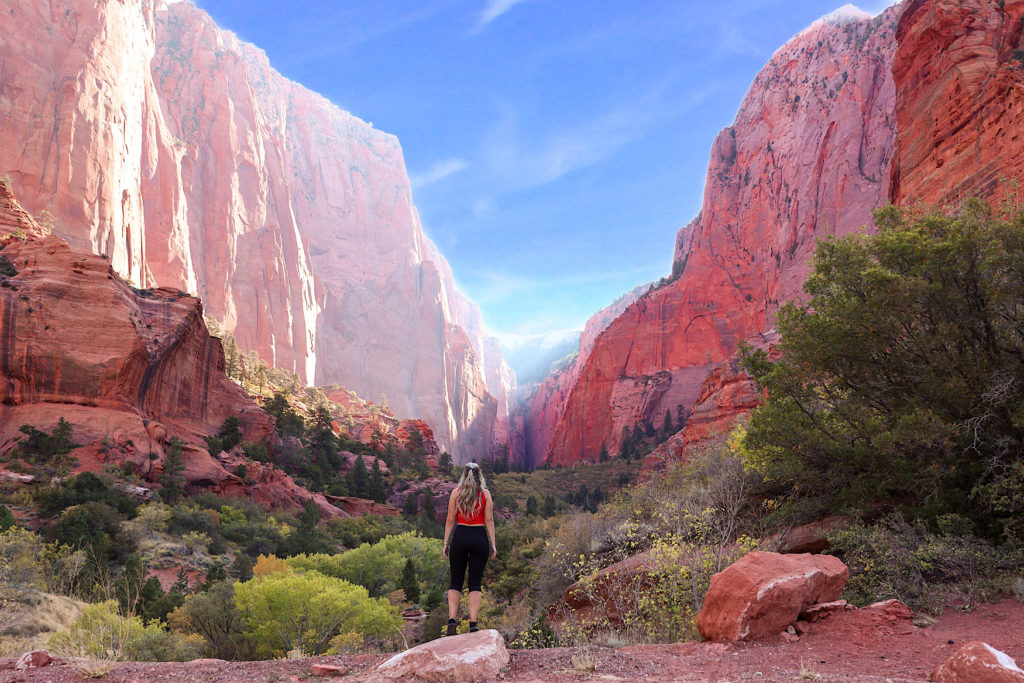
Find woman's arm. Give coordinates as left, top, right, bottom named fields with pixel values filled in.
left=484, top=491, right=497, bottom=559
left=442, top=489, right=458, bottom=558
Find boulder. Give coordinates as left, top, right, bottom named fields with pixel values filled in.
left=375, top=629, right=509, bottom=682
left=931, top=642, right=1024, bottom=682
left=14, top=650, right=52, bottom=670
left=697, top=551, right=849, bottom=642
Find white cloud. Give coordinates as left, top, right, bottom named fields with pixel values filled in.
left=410, top=158, right=468, bottom=189
left=474, top=0, right=530, bottom=31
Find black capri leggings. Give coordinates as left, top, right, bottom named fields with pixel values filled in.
left=448, top=525, right=489, bottom=592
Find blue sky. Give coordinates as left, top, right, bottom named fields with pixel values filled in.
left=193, top=0, right=897, bottom=348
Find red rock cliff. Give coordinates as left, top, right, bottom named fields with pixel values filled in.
left=889, top=0, right=1024, bottom=206
left=0, top=0, right=509, bottom=461
left=542, top=7, right=900, bottom=466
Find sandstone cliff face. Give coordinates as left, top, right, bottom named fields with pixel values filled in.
left=0, top=0, right=509, bottom=461
left=542, top=7, right=900, bottom=466
left=0, top=182, right=357, bottom=518
left=889, top=0, right=1024, bottom=206
left=518, top=284, right=647, bottom=469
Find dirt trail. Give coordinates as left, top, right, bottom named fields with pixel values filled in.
left=3, top=599, right=1022, bottom=682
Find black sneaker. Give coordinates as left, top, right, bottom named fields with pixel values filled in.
left=446, top=619, right=457, bottom=636
left=469, top=622, right=479, bottom=633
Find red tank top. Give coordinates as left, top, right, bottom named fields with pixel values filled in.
left=455, top=489, right=486, bottom=525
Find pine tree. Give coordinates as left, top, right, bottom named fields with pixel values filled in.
left=231, top=553, right=254, bottom=581
left=676, top=403, right=687, bottom=431
left=403, top=492, right=418, bottom=516
left=662, top=409, right=673, bottom=437
left=399, top=558, right=420, bottom=604
left=160, top=437, right=186, bottom=503
left=599, top=442, right=609, bottom=462
left=347, top=455, right=369, bottom=498
left=525, top=495, right=538, bottom=515
left=421, top=489, right=435, bottom=523
left=368, top=458, right=386, bottom=503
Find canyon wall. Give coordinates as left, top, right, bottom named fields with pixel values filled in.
left=0, top=0, right=509, bottom=461
left=889, top=0, right=1024, bottom=206
left=541, top=7, right=901, bottom=466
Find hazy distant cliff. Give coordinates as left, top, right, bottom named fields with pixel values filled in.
left=540, top=7, right=901, bottom=466
left=0, top=0, right=511, bottom=459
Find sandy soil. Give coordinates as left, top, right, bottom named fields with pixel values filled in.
left=2, top=599, right=1022, bottom=682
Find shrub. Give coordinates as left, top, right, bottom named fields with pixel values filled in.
left=37, top=472, right=137, bottom=519
left=324, top=514, right=412, bottom=548
left=49, top=600, right=144, bottom=661
left=233, top=570, right=401, bottom=657
left=168, top=581, right=251, bottom=660
left=829, top=513, right=1024, bottom=614
left=0, top=254, right=17, bottom=277
left=286, top=532, right=444, bottom=599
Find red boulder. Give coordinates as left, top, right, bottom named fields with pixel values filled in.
left=931, top=641, right=1024, bottom=682
left=697, top=551, right=849, bottom=642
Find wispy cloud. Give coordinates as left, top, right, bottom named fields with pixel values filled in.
left=410, top=158, right=468, bottom=188
left=473, top=0, right=530, bottom=32
left=482, top=80, right=713, bottom=190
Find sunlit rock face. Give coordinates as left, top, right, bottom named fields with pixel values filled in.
left=889, top=0, right=1024, bottom=206
left=540, top=7, right=900, bottom=466
left=0, top=0, right=511, bottom=460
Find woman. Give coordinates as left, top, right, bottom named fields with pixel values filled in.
left=442, top=462, right=496, bottom=635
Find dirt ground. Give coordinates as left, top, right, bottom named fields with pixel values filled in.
left=2, top=598, right=1022, bottom=682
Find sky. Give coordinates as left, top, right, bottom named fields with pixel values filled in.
left=192, top=0, right=898, bottom=350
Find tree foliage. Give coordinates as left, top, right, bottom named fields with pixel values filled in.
left=233, top=569, right=399, bottom=657
left=741, top=200, right=1024, bottom=537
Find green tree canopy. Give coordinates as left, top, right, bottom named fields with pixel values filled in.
left=233, top=569, right=399, bottom=658
left=741, top=200, right=1024, bottom=538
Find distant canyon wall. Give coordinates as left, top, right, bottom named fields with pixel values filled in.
left=0, top=0, right=511, bottom=460
left=537, top=7, right=901, bottom=466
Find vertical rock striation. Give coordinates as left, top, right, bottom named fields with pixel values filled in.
left=542, top=7, right=900, bottom=466
left=0, top=0, right=510, bottom=460
left=889, top=0, right=1024, bottom=206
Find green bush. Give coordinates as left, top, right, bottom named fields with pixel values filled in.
left=233, top=569, right=400, bottom=657
left=168, top=581, right=252, bottom=660
left=286, top=532, right=444, bottom=599
left=37, top=472, right=137, bottom=519
left=829, top=513, right=1024, bottom=614
left=324, top=513, right=412, bottom=548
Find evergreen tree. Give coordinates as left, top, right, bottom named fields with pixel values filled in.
left=399, top=558, right=420, bottom=604
left=643, top=418, right=655, bottom=438
left=676, top=403, right=687, bottom=431
left=346, top=455, right=369, bottom=499
left=438, top=451, right=453, bottom=473
left=231, top=553, right=254, bottom=581
left=525, top=495, right=538, bottom=516
left=403, top=492, right=418, bottom=516
left=159, top=437, right=186, bottom=503
left=368, top=458, right=386, bottom=503
left=264, top=391, right=304, bottom=437
left=0, top=504, right=14, bottom=531
left=218, top=415, right=243, bottom=452
left=662, top=409, right=673, bottom=437
left=421, top=489, right=435, bottom=523
left=541, top=495, right=557, bottom=517
left=599, top=442, right=609, bottom=462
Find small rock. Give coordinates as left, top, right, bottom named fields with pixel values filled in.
left=780, top=631, right=800, bottom=643
left=801, top=599, right=848, bottom=621
left=931, top=641, right=1024, bottom=682
left=14, top=650, right=51, bottom=670
left=786, top=625, right=796, bottom=636
left=310, top=663, right=349, bottom=677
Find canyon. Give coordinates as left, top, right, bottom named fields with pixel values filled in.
left=526, top=0, right=1024, bottom=468
left=0, top=0, right=511, bottom=461
left=537, top=6, right=901, bottom=466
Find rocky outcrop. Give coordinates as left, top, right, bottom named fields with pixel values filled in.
left=0, top=0, right=510, bottom=461
left=0, top=184, right=354, bottom=517
left=931, top=641, right=1024, bottom=683
left=547, top=550, right=656, bottom=629
left=890, top=0, right=1024, bottom=207
left=696, top=551, right=849, bottom=643
left=541, top=8, right=900, bottom=466
left=374, top=629, right=510, bottom=682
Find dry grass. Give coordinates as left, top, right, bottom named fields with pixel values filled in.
left=571, top=646, right=598, bottom=673
left=65, top=656, right=115, bottom=679
left=798, top=657, right=820, bottom=680
left=0, top=590, right=84, bottom=655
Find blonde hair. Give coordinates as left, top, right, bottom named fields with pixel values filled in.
left=456, top=463, right=487, bottom=518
